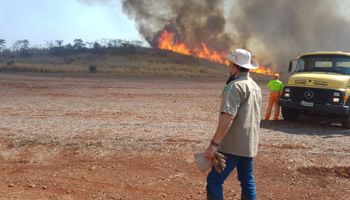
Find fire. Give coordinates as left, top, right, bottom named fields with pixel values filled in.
left=158, top=30, right=191, bottom=56
left=156, top=30, right=275, bottom=75
left=253, top=65, right=275, bottom=75
left=157, top=30, right=225, bottom=63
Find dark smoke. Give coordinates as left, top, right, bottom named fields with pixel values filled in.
left=84, top=0, right=350, bottom=72
left=230, top=0, right=350, bottom=71
left=122, top=0, right=234, bottom=52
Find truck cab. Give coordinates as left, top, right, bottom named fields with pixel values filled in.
left=279, top=51, right=350, bottom=128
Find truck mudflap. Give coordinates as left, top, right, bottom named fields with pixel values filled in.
left=279, top=99, right=349, bottom=115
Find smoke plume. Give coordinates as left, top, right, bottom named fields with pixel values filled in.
left=122, top=0, right=233, bottom=52
left=116, top=0, right=350, bottom=72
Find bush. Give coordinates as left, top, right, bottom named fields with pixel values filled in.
left=89, top=65, right=97, bottom=73
left=6, top=60, right=15, bottom=67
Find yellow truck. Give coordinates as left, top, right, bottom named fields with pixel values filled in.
left=279, top=51, right=350, bottom=128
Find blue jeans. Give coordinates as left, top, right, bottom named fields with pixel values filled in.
left=206, top=153, right=256, bottom=200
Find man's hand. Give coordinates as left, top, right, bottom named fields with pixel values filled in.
left=204, top=145, right=217, bottom=161
left=204, top=146, right=227, bottom=173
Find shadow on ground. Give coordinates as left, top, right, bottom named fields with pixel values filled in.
left=261, top=116, right=350, bottom=137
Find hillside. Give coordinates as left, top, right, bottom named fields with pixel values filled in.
left=0, top=47, right=270, bottom=82
left=0, top=47, right=225, bottom=77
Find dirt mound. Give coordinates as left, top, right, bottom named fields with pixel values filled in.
left=261, top=143, right=311, bottom=150
left=298, top=166, right=350, bottom=178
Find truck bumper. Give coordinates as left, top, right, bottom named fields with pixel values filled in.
left=279, top=99, right=349, bottom=115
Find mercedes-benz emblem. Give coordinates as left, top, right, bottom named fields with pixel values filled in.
left=304, top=90, right=314, bottom=99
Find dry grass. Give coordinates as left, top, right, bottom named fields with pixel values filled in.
left=0, top=63, right=86, bottom=73
left=0, top=62, right=219, bottom=77
left=0, top=49, right=227, bottom=78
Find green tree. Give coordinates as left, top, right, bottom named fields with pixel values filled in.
left=12, top=39, right=30, bottom=56
left=55, top=40, right=64, bottom=48
left=73, top=38, right=85, bottom=50
left=93, top=41, right=101, bottom=49
left=0, top=39, right=6, bottom=51
left=20, top=39, right=30, bottom=50
left=92, top=41, right=101, bottom=54
left=45, top=40, right=54, bottom=49
left=107, top=39, right=122, bottom=48
left=12, top=39, right=30, bottom=51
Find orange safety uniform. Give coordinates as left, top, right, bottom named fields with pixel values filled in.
left=265, top=75, right=283, bottom=120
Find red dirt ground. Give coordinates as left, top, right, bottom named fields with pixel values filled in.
left=0, top=74, right=349, bottom=200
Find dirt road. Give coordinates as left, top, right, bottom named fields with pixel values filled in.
left=0, top=74, right=349, bottom=200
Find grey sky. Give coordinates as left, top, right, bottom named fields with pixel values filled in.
left=0, top=0, right=142, bottom=47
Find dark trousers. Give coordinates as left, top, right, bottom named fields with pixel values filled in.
left=206, top=153, right=256, bottom=200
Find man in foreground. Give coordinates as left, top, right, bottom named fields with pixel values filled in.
left=204, top=49, right=262, bottom=200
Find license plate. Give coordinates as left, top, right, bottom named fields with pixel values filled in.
left=300, top=100, right=314, bottom=107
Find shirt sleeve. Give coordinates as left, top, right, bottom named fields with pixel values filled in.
left=279, top=82, right=284, bottom=91
left=220, top=83, right=241, bottom=116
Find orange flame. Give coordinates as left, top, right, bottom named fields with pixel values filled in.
left=158, top=30, right=191, bottom=55
left=157, top=30, right=275, bottom=75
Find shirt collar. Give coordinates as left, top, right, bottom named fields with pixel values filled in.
left=235, top=71, right=250, bottom=78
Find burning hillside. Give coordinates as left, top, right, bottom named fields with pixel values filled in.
left=155, top=29, right=274, bottom=75
left=120, top=0, right=350, bottom=75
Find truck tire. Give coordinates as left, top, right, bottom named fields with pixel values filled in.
left=342, top=115, right=350, bottom=129
left=281, top=107, right=300, bottom=121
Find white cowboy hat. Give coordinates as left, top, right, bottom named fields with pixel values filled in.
left=225, top=49, right=259, bottom=69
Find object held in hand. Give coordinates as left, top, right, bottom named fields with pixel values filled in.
left=213, top=152, right=226, bottom=173
left=194, top=153, right=212, bottom=172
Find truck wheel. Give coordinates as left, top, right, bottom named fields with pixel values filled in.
left=342, top=115, right=350, bottom=129
left=281, top=107, right=300, bottom=121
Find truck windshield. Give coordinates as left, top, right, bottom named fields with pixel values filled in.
left=295, top=55, right=350, bottom=75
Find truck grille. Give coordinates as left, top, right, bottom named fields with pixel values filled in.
left=288, top=87, right=343, bottom=104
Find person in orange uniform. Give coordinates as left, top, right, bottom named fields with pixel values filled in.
left=265, top=73, right=283, bottom=120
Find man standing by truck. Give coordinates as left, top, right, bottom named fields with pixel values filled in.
left=265, top=73, right=283, bottom=120
left=204, top=49, right=262, bottom=200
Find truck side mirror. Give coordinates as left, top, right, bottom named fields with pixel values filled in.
left=288, top=61, right=293, bottom=72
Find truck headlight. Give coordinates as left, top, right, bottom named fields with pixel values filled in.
left=333, top=92, right=340, bottom=97
left=332, top=97, right=340, bottom=103
left=283, top=88, right=290, bottom=98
